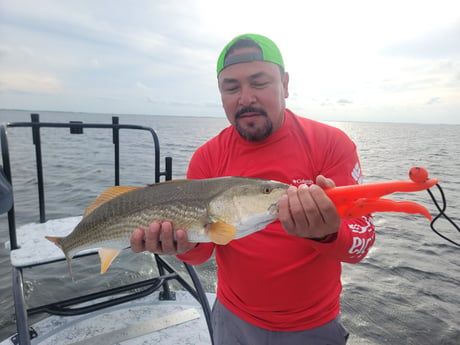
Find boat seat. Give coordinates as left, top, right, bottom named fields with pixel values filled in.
left=0, top=114, right=213, bottom=345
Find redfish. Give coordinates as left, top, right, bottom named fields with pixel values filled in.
left=46, top=177, right=288, bottom=274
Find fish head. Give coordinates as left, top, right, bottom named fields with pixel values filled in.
left=209, top=177, right=289, bottom=239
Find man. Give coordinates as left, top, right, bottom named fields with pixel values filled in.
left=131, top=33, right=375, bottom=345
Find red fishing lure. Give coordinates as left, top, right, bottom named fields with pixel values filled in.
left=325, top=167, right=437, bottom=220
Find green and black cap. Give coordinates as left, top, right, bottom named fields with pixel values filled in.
left=216, top=33, right=284, bottom=76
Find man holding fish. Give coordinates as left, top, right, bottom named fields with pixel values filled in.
left=131, top=34, right=376, bottom=345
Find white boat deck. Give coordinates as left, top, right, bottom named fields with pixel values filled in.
left=1, top=291, right=215, bottom=345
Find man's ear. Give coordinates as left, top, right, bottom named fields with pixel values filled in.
left=283, top=72, right=289, bottom=98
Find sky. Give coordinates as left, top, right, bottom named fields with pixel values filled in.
left=0, top=0, right=459, bottom=124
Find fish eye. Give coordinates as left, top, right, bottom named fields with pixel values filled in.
left=262, top=186, right=272, bottom=194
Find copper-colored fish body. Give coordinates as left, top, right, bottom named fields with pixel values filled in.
left=46, top=177, right=289, bottom=274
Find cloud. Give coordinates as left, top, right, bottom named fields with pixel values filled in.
left=382, top=20, right=460, bottom=59
left=0, top=0, right=459, bottom=123
left=317, top=98, right=353, bottom=107
left=337, top=99, right=353, bottom=106
left=425, top=97, right=441, bottom=105
left=0, top=71, right=61, bottom=93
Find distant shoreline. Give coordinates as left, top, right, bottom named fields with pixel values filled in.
left=0, top=108, right=226, bottom=120
left=2, top=108, right=458, bottom=126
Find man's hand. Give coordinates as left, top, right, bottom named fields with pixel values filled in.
left=278, top=175, right=341, bottom=240
left=130, top=221, right=197, bottom=255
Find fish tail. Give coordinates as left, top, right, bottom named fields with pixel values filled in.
left=45, top=236, right=74, bottom=279
left=66, top=255, right=74, bottom=280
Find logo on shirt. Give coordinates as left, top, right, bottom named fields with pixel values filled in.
left=348, top=215, right=375, bottom=258
left=291, top=161, right=362, bottom=187
left=352, top=162, right=363, bottom=184
left=291, top=178, right=314, bottom=186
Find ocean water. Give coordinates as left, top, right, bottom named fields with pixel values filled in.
left=0, top=109, right=459, bottom=344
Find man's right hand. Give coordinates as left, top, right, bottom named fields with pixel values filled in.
left=130, top=221, right=197, bottom=255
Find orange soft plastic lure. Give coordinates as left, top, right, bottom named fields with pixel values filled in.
left=325, top=167, right=437, bottom=220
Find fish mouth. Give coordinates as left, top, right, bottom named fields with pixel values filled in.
left=268, top=202, right=280, bottom=215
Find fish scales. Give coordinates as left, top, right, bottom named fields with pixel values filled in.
left=61, top=183, right=213, bottom=255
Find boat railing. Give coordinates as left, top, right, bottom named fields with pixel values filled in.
left=0, top=113, right=213, bottom=345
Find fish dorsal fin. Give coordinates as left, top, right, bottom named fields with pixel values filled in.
left=84, top=186, right=141, bottom=216
left=207, top=221, right=237, bottom=245
left=98, top=248, right=122, bottom=274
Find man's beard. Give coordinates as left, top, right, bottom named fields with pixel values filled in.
left=234, top=107, right=273, bottom=142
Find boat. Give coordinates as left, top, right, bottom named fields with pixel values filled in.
left=0, top=113, right=389, bottom=345
left=0, top=114, right=215, bottom=345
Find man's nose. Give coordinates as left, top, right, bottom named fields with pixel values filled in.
left=238, top=85, right=256, bottom=106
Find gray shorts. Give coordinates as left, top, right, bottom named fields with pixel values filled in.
left=212, top=299, right=349, bottom=345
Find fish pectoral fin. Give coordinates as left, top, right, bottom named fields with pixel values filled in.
left=98, top=248, right=122, bottom=274
left=84, top=186, right=141, bottom=216
left=207, top=221, right=237, bottom=245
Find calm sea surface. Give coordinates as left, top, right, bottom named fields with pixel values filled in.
left=0, top=110, right=459, bottom=344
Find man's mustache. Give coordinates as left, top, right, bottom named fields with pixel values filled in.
left=235, top=107, right=268, bottom=119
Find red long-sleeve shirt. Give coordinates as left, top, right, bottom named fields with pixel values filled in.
left=178, top=109, right=375, bottom=331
